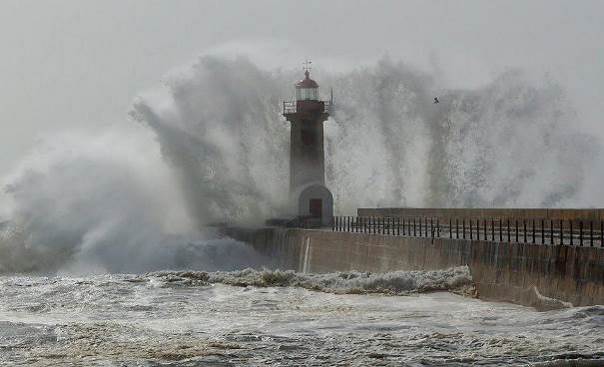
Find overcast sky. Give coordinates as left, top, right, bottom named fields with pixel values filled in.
left=1, top=0, right=603, bottom=176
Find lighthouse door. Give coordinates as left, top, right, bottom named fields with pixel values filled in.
left=309, top=199, right=322, bottom=219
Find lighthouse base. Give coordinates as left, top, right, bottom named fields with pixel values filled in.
left=294, top=184, right=333, bottom=227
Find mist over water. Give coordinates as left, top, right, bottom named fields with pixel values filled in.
left=0, top=52, right=600, bottom=273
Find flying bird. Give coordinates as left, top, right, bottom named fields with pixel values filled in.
left=433, top=97, right=440, bottom=104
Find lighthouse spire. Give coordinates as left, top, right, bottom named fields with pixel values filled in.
left=303, top=59, right=312, bottom=79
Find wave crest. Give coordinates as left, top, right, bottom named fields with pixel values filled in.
left=148, top=266, right=474, bottom=296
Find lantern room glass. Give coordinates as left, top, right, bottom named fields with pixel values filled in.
left=296, top=87, right=319, bottom=101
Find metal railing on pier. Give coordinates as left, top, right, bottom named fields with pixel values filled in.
left=331, top=216, right=604, bottom=248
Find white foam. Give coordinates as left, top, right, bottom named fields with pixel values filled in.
left=149, top=266, right=474, bottom=296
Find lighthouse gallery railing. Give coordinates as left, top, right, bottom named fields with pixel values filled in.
left=282, top=101, right=331, bottom=114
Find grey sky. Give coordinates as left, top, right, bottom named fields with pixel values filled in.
left=1, top=0, right=603, bottom=176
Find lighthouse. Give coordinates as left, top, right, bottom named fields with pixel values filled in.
left=283, top=63, right=333, bottom=226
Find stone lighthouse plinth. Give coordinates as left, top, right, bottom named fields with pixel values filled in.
left=282, top=68, right=333, bottom=226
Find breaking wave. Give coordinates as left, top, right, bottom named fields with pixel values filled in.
left=147, top=266, right=474, bottom=296
left=0, top=50, right=601, bottom=273
left=0, top=131, right=269, bottom=274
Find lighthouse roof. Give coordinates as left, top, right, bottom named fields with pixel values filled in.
left=296, top=70, right=319, bottom=88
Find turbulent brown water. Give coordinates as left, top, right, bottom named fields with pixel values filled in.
left=0, top=268, right=602, bottom=366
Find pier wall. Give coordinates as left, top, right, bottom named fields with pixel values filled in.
left=224, top=227, right=604, bottom=310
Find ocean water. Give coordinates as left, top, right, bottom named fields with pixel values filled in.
left=0, top=269, right=602, bottom=366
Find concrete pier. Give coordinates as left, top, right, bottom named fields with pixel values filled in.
left=225, top=227, right=604, bottom=310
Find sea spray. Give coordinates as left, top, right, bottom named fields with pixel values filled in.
left=0, top=131, right=270, bottom=274
left=130, top=56, right=291, bottom=226
left=0, top=53, right=599, bottom=274
left=134, top=55, right=596, bottom=220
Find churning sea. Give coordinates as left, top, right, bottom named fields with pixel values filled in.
left=0, top=268, right=602, bottom=366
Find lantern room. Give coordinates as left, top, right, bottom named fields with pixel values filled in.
left=295, top=70, right=320, bottom=101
